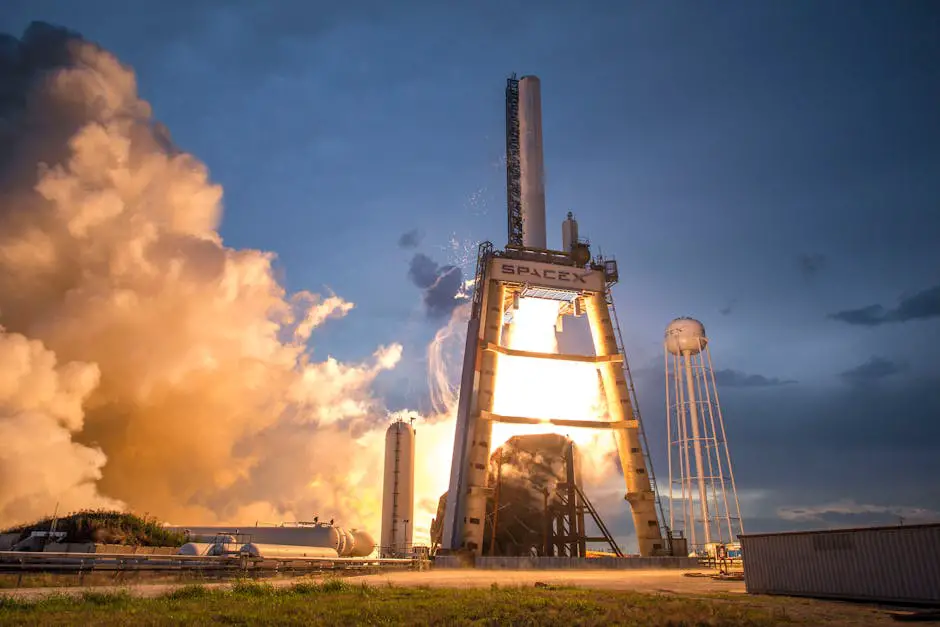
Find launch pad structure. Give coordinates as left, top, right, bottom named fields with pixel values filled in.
left=441, top=75, right=671, bottom=559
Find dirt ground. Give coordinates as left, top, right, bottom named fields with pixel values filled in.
left=349, top=568, right=748, bottom=595
left=0, top=568, right=902, bottom=625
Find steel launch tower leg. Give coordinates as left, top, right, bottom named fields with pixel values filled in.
left=459, top=280, right=506, bottom=552
left=444, top=273, right=505, bottom=555
left=585, top=291, right=663, bottom=557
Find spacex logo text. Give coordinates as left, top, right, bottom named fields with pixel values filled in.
left=499, top=263, right=590, bottom=284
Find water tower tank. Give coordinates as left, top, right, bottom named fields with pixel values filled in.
left=381, top=419, right=415, bottom=557
left=665, top=317, right=708, bottom=355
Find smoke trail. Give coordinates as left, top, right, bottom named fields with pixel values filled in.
left=0, top=22, right=399, bottom=530
left=426, top=302, right=470, bottom=417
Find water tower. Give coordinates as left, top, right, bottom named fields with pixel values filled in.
left=664, top=318, right=744, bottom=552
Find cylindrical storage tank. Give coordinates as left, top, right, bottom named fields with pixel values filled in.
left=170, top=524, right=369, bottom=557
left=239, top=543, right=339, bottom=560
left=664, top=317, right=708, bottom=355
left=562, top=211, right=578, bottom=253
left=177, top=542, right=223, bottom=556
left=381, top=419, right=415, bottom=557
left=334, top=527, right=352, bottom=556
left=348, top=529, right=377, bottom=558
left=186, top=534, right=235, bottom=544
left=519, top=75, right=546, bottom=249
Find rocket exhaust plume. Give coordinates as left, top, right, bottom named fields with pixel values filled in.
left=0, top=22, right=402, bottom=529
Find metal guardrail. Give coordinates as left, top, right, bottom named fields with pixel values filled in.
left=0, top=550, right=421, bottom=576
left=697, top=555, right=744, bottom=576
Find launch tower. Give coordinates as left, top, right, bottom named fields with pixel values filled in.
left=441, top=75, right=669, bottom=557
left=664, top=318, right=744, bottom=552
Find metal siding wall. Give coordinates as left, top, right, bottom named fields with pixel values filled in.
left=741, top=524, right=940, bottom=604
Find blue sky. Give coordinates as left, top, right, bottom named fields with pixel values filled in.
left=2, top=1, right=938, bottom=535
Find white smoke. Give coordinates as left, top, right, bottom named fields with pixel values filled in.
left=0, top=23, right=401, bottom=532
left=0, top=329, right=123, bottom=521
left=426, top=302, right=470, bottom=416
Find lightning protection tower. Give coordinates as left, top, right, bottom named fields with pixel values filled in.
left=664, top=318, right=744, bottom=552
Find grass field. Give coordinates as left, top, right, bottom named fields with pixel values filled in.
left=0, top=578, right=893, bottom=626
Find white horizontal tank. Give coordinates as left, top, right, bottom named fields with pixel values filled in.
left=177, top=542, right=224, bottom=556
left=239, top=543, right=339, bottom=559
left=664, top=317, right=708, bottom=355
left=175, top=523, right=374, bottom=557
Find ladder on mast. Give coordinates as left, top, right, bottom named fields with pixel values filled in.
left=390, top=422, right=401, bottom=555
left=505, top=75, right=523, bottom=247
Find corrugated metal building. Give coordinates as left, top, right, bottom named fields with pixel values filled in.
left=740, top=523, right=940, bottom=605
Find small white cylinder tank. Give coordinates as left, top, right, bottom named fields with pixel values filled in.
left=381, top=419, right=415, bottom=557
left=562, top=211, right=579, bottom=252
left=665, top=317, right=708, bottom=355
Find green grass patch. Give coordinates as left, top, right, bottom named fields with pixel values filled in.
left=0, top=582, right=835, bottom=626
left=2, top=509, right=186, bottom=547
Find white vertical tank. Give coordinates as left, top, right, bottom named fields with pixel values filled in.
left=519, top=75, right=547, bottom=249
left=381, top=418, right=415, bottom=557
left=562, top=211, right=579, bottom=252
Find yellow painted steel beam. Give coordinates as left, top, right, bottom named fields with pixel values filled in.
left=479, top=410, right=637, bottom=430
left=481, top=342, right=623, bottom=364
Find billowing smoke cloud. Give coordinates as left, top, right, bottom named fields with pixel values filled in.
left=406, top=252, right=470, bottom=319
left=0, top=330, right=123, bottom=520
left=0, top=22, right=402, bottom=530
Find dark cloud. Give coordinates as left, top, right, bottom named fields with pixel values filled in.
left=828, top=283, right=940, bottom=326
left=407, top=253, right=438, bottom=289
left=840, top=356, right=907, bottom=385
left=798, top=253, right=827, bottom=281
left=406, top=253, right=469, bottom=319
left=776, top=500, right=940, bottom=527
left=713, top=369, right=796, bottom=388
left=398, top=229, right=422, bottom=249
